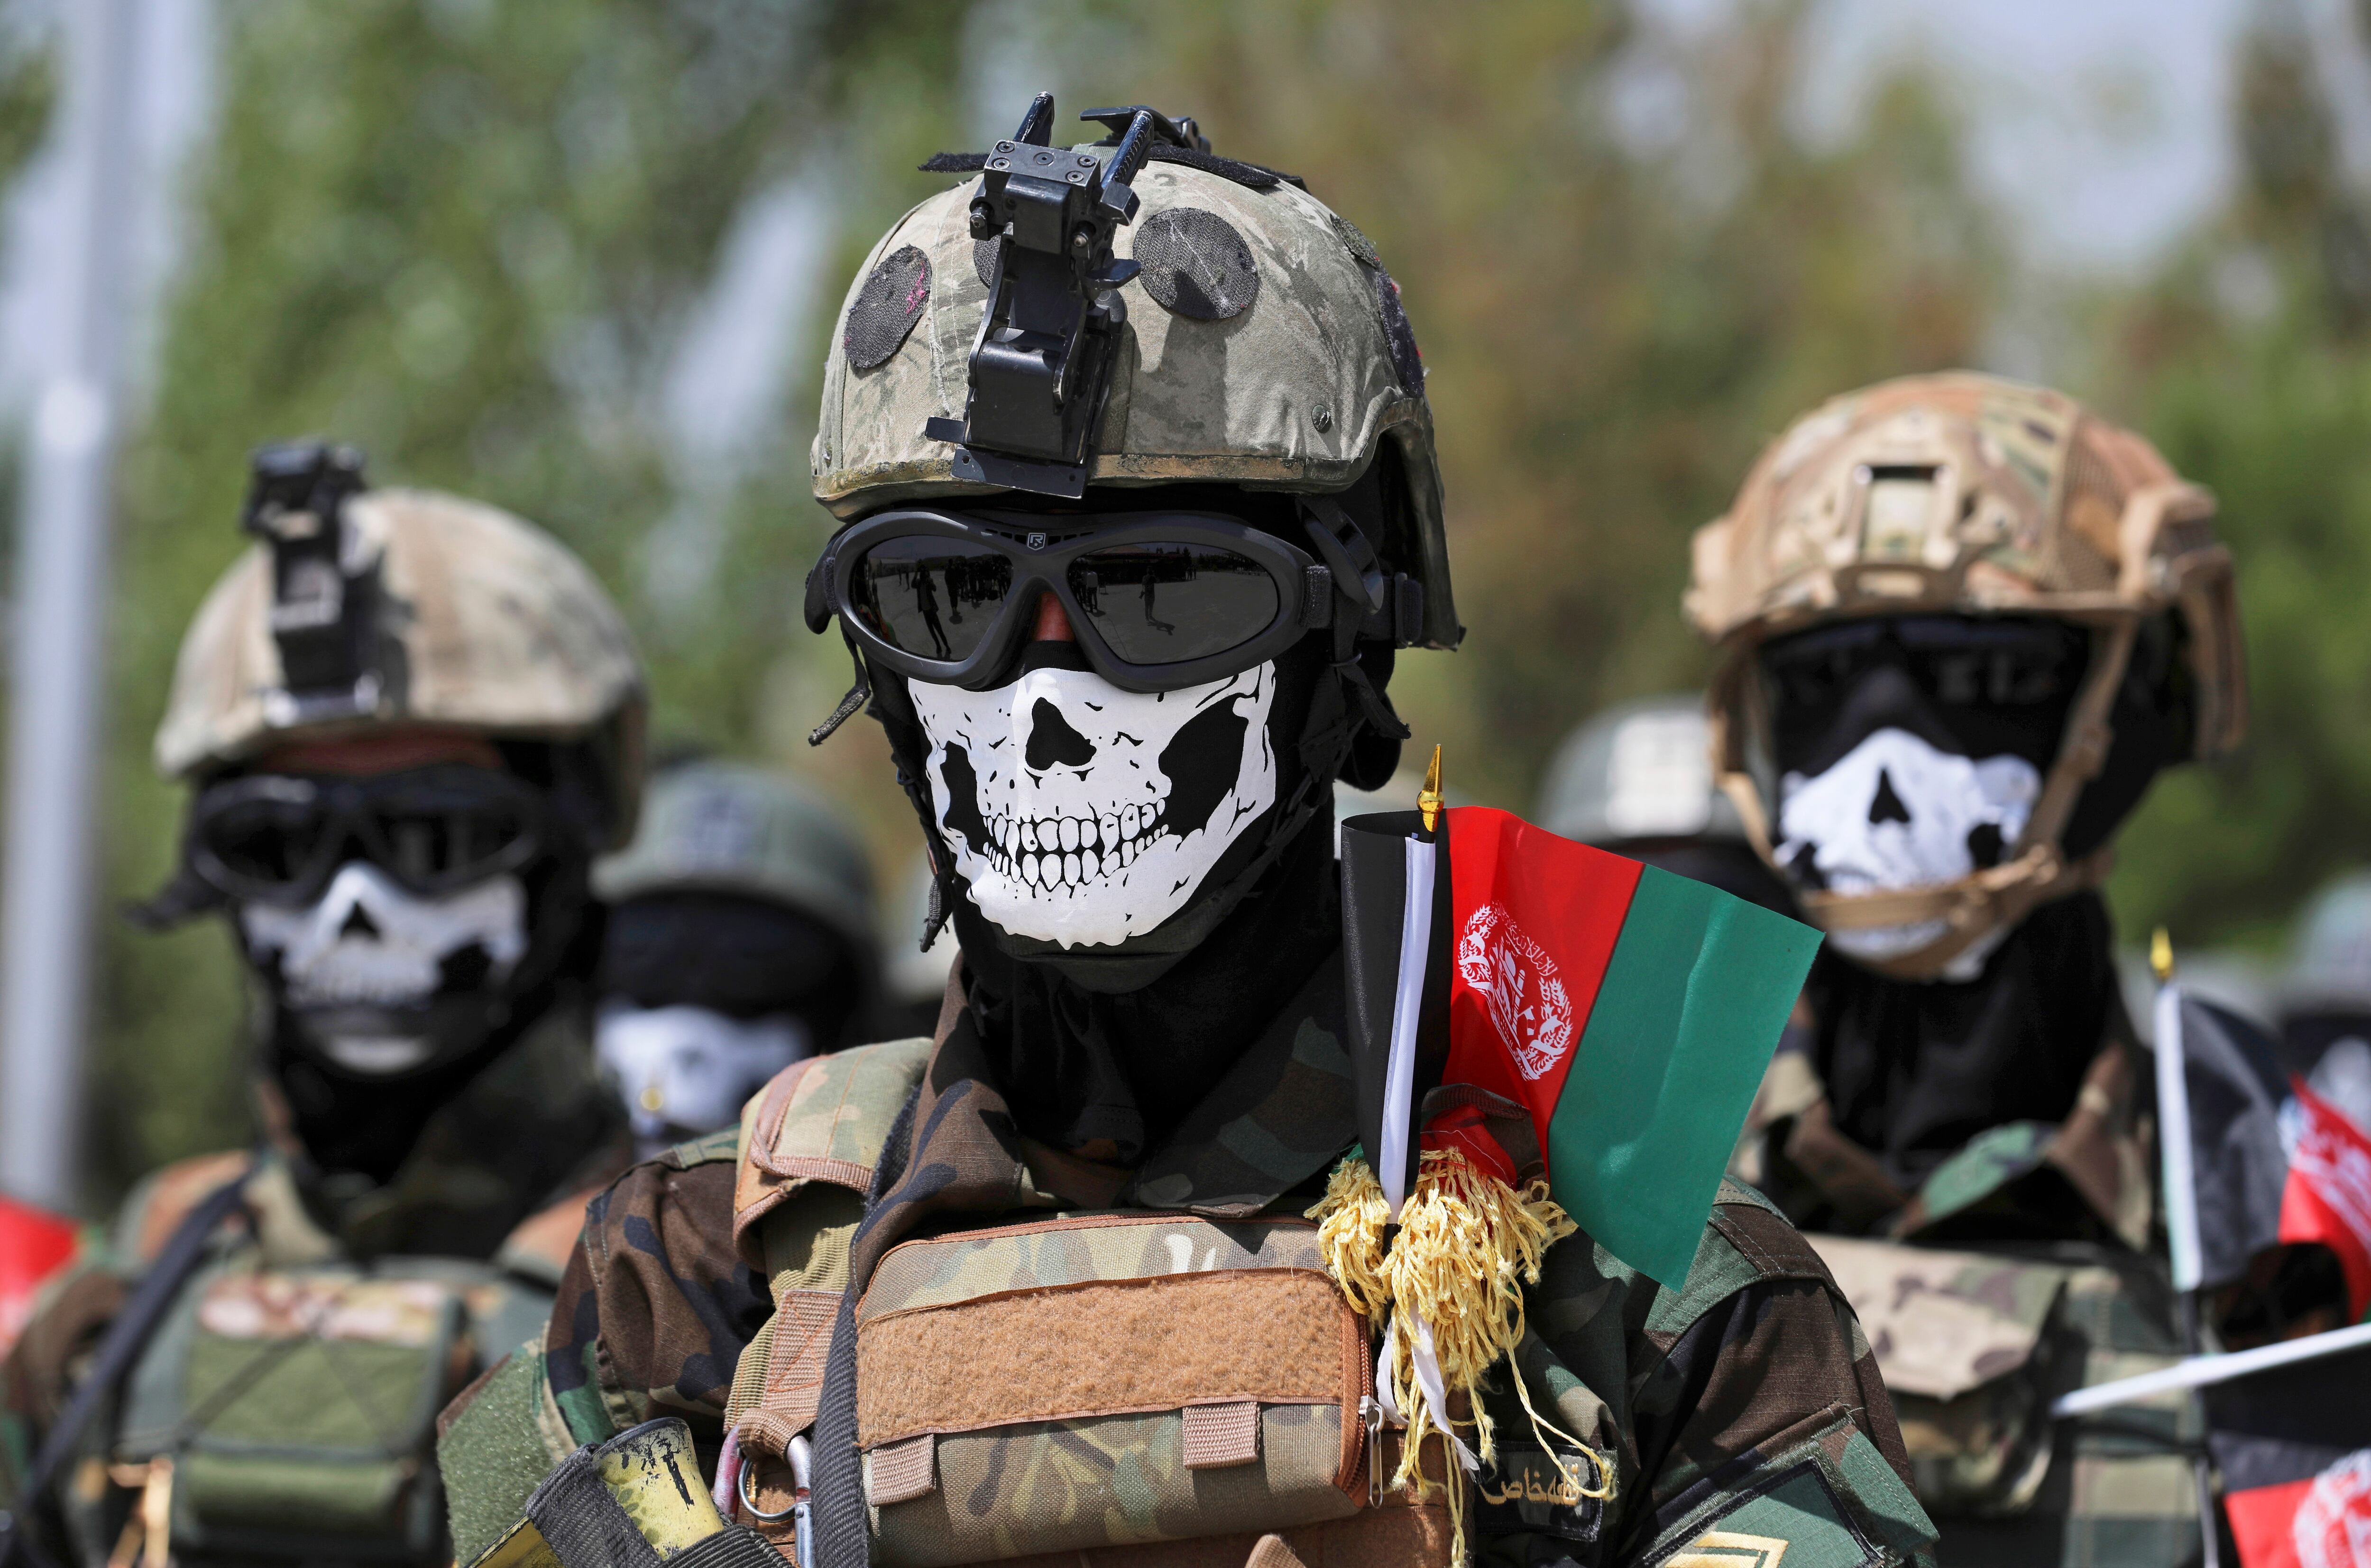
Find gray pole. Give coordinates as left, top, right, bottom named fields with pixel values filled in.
left=0, top=0, right=142, bottom=1212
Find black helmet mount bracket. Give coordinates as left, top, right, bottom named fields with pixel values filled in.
left=922, top=94, right=1186, bottom=500
left=242, top=439, right=381, bottom=725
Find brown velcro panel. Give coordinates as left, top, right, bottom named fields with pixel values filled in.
left=856, top=1269, right=1359, bottom=1447
left=734, top=1288, right=839, bottom=1457
left=866, top=1433, right=937, bottom=1506
left=990, top=1492, right=1456, bottom=1568
left=1181, top=1402, right=1260, bottom=1470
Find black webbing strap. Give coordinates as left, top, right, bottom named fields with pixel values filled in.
left=524, top=1447, right=665, bottom=1568
left=672, top=1526, right=786, bottom=1568
left=0, top=1168, right=254, bottom=1568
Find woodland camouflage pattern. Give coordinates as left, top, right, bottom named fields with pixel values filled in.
left=1811, top=1235, right=2203, bottom=1566
left=439, top=963, right=1939, bottom=1566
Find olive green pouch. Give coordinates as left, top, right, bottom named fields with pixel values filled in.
left=117, top=1264, right=474, bottom=1557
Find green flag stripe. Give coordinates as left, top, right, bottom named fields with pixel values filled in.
left=1543, top=863, right=1822, bottom=1286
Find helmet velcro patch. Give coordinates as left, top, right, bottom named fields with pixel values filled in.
left=1134, top=209, right=1260, bottom=321
left=845, top=245, right=931, bottom=371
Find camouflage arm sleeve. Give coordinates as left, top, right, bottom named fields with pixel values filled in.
left=541, top=1139, right=770, bottom=1451
left=1617, top=1277, right=1935, bottom=1566
left=439, top=1135, right=768, bottom=1553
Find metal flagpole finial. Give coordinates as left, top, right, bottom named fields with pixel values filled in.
left=1418, top=745, right=1443, bottom=834
left=2150, top=926, right=2174, bottom=983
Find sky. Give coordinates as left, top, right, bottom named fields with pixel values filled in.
left=1644, top=0, right=2258, bottom=274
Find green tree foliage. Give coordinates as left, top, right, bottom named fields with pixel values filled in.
left=2100, top=1, right=2371, bottom=954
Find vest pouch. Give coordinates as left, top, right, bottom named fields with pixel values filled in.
left=116, top=1263, right=469, bottom=1558
left=854, top=1214, right=1375, bottom=1568
left=1810, top=1236, right=2071, bottom=1516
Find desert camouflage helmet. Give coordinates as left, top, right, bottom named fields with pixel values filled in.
left=1687, top=372, right=2246, bottom=978
left=594, top=759, right=876, bottom=953
left=808, top=100, right=1458, bottom=648
left=156, top=443, right=647, bottom=847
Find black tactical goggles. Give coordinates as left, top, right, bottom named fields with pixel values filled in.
left=1758, top=615, right=2092, bottom=717
left=806, top=507, right=1353, bottom=693
left=186, top=764, right=547, bottom=907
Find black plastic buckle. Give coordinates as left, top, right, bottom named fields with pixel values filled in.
left=925, top=94, right=1157, bottom=498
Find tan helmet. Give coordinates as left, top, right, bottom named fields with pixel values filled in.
left=807, top=102, right=1457, bottom=648
left=156, top=444, right=647, bottom=847
left=1686, top=372, right=2246, bottom=978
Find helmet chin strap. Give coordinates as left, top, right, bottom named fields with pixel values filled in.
left=1719, top=617, right=2140, bottom=983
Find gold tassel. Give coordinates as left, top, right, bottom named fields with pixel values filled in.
left=1308, top=1148, right=1613, bottom=1566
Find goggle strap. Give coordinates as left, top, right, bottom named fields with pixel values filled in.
left=809, top=628, right=873, bottom=748
left=124, top=862, right=229, bottom=933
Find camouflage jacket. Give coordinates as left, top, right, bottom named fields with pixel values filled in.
left=1737, top=1012, right=2202, bottom=1564
left=0, top=999, right=630, bottom=1568
left=440, top=957, right=1937, bottom=1567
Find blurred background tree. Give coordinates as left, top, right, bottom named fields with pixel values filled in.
left=2096, top=0, right=2371, bottom=953
left=0, top=0, right=2362, bottom=1198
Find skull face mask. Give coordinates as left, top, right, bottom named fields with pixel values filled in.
left=1774, top=730, right=2040, bottom=971
left=239, top=862, right=530, bottom=1073
left=1761, top=615, right=2091, bottom=980
left=909, top=660, right=1279, bottom=949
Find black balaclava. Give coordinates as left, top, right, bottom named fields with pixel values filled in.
left=1767, top=612, right=2195, bottom=1189
left=859, top=478, right=1405, bottom=1161
left=239, top=741, right=614, bottom=1192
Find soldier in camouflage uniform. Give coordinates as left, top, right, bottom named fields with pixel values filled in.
left=0, top=445, right=646, bottom=1566
left=1686, top=374, right=2252, bottom=1563
left=592, top=759, right=883, bottom=1157
left=438, top=103, right=1936, bottom=1567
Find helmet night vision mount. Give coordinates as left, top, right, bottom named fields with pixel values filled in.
left=242, top=440, right=380, bottom=725
left=922, top=96, right=1200, bottom=499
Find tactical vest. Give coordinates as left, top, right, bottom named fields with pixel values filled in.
left=45, top=1153, right=579, bottom=1568
left=1812, top=1233, right=2198, bottom=1564
left=723, top=1040, right=1461, bottom=1568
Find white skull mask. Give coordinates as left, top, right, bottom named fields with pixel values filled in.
left=908, top=661, right=1279, bottom=949
left=1775, top=726, right=2040, bottom=977
left=596, top=1003, right=811, bottom=1149
left=239, top=862, right=529, bottom=1072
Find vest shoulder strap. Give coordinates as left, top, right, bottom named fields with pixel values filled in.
left=731, top=1036, right=930, bottom=1269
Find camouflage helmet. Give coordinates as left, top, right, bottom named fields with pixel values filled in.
left=1686, top=373, right=2246, bottom=978
left=594, top=759, right=877, bottom=954
left=808, top=102, right=1457, bottom=648
left=1537, top=694, right=1745, bottom=848
left=155, top=445, right=647, bottom=847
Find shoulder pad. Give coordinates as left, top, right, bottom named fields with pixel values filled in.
left=1645, top=1186, right=1838, bottom=1340
left=113, top=1151, right=253, bottom=1265
left=732, top=1038, right=930, bottom=1265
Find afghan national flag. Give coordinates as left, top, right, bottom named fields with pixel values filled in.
left=2281, top=1081, right=2371, bottom=1323
left=2206, top=1336, right=2371, bottom=1568
left=1434, top=807, right=1820, bottom=1286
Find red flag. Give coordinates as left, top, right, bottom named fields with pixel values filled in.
left=2281, top=1082, right=2371, bottom=1323
left=0, top=1196, right=76, bottom=1356
left=2224, top=1449, right=2371, bottom=1568
left=1430, top=807, right=1819, bottom=1286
